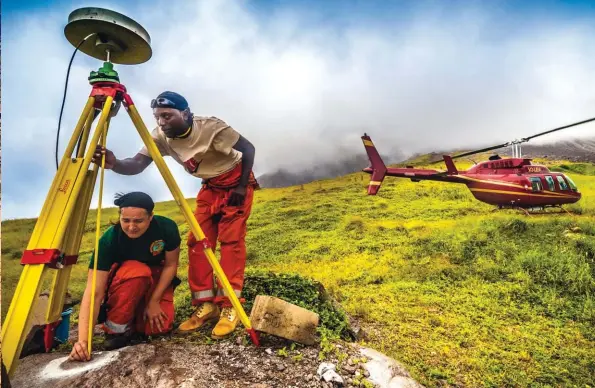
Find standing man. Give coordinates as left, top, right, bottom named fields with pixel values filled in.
left=92, top=91, right=258, bottom=339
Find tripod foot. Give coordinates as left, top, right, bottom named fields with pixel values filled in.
left=246, top=328, right=260, bottom=347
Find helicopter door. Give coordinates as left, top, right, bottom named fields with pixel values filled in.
left=528, top=177, right=543, bottom=192
left=544, top=175, right=555, bottom=191
left=556, top=175, right=570, bottom=191
left=562, top=174, right=579, bottom=192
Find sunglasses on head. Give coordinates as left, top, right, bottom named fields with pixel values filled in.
left=150, top=97, right=178, bottom=109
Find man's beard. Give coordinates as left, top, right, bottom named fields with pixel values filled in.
left=163, top=124, right=187, bottom=138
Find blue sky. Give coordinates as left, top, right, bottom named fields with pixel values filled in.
left=2, top=0, right=595, bottom=220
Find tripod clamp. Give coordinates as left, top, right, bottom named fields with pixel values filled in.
left=20, top=249, right=78, bottom=270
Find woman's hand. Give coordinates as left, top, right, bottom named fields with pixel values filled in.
left=69, top=340, right=90, bottom=362
left=144, top=301, right=168, bottom=332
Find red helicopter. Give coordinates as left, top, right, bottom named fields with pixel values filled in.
left=361, top=117, right=595, bottom=213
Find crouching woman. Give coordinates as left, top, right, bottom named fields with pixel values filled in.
left=69, top=192, right=181, bottom=361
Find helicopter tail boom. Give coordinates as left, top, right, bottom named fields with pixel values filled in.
left=361, top=134, right=387, bottom=195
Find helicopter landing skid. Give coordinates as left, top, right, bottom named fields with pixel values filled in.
left=494, top=204, right=575, bottom=216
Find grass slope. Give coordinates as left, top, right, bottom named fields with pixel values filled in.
left=2, top=161, right=594, bottom=387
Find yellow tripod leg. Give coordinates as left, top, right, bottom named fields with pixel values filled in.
left=27, top=97, right=96, bottom=249
left=77, top=107, right=98, bottom=158
left=126, top=104, right=259, bottom=345
left=45, top=169, right=96, bottom=322
left=88, top=117, right=110, bottom=355
left=50, top=96, right=114, bottom=249
left=46, top=109, right=103, bottom=323
left=1, top=97, right=96, bottom=377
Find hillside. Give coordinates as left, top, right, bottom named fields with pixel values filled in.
left=2, top=159, right=595, bottom=387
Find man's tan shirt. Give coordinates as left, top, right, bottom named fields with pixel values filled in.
left=139, top=116, right=242, bottom=179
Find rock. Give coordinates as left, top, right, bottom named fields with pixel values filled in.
left=317, top=362, right=344, bottom=385
left=318, top=362, right=336, bottom=377
left=359, top=347, right=425, bottom=388
left=265, top=348, right=273, bottom=355
left=390, top=376, right=427, bottom=388
left=249, top=295, right=320, bottom=345
left=276, top=364, right=286, bottom=372
left=342, top=364, right=357, bottom=375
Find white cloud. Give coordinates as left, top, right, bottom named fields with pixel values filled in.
left=2, top=0, right=595, bottom=219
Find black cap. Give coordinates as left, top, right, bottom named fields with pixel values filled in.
left=114, top=192, right=155, bottom=213
left=151, top=91, right=189, bottom=111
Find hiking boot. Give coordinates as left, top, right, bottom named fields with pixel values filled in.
left=176, top=302, right=220, bottom=334
left=104, top=332, right=132, bottom=350
left=211, top=306, right=239, bottom=339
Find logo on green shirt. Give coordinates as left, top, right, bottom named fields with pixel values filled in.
left=150, top=240, right=166, bottom=256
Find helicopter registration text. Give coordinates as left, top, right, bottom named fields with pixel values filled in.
left=527, top=167, right=542, bottom=173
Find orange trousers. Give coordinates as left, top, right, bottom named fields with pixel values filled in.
left=102, top=260, right=174, bottom=336
left=187, top=162, right=257, bottom=307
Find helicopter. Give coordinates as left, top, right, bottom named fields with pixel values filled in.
left=361, top=117, right=595, bottom=214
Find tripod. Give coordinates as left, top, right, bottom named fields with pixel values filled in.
left=1, top=60, right=260, bottom=378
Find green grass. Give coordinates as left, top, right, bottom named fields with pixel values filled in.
left=2, top=161, right=595, bottom=387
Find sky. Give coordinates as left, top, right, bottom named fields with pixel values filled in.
left=2, top=0, right=595, bottom=219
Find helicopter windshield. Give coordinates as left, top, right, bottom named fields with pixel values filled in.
left=563, top=174, right=578, bottom=191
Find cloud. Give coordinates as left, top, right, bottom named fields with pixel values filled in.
left=2, top=0, right=595, bottom=219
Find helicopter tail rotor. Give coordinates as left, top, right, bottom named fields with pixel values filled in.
left=361, top=134, right=387, bottom=195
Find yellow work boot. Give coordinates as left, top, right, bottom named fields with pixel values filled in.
left=176, top=302, right=220, bottom=334
left=211, top=306, right=239, bottom=339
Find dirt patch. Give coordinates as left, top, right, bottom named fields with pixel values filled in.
left=9, top=331, right=421, bottom=388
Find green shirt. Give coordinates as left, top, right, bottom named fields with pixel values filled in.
left=89, top=215, right=181, bottom=271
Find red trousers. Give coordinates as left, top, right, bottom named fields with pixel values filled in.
left=187, top=162, right=257, bottom=307
left=102, top=260, right=174, bottom=335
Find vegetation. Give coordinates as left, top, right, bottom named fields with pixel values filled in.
left=2, top=160, right=594, bottom=387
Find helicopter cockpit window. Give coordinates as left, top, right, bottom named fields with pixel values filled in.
left=529, top=177, right=543, bottom=192
left=544, top=175, right=555, bottom=191
left=563, top=174, right=578, bottom=191
left=556, top=175, right=569, bottom=190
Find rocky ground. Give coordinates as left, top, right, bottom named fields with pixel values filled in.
left=9, top=327, right=423, bottom=388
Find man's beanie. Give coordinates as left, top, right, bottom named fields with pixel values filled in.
left=114, top=192, right=155, bottom=213
left=152, top=91, right=189, bottom=111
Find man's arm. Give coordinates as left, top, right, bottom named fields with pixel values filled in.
left=232, top=135, right=256, bottom=187
left=113, top=153, right=153, bottom=175
left=92, top=146, right=153, bottom=175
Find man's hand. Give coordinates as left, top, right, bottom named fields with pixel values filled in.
left=227, top=185, right=247, bottom=206
left=144, top=301, right=167, bottom=333
left=92, top=145, right=117, bottom=169
left=68, top=340, right=90, bottom=362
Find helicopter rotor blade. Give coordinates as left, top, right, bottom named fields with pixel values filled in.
left=522, top=116, right=595, bottom=141
left=404, top=115, right=595, bottom=167
left=450, top=142, right=510, bottom=159
left=450, top=116, right=595, bottom=159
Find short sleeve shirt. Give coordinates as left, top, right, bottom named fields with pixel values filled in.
left=139, top=116, right=242, bottom=179
left=89, top=215, right=181, bottom=271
